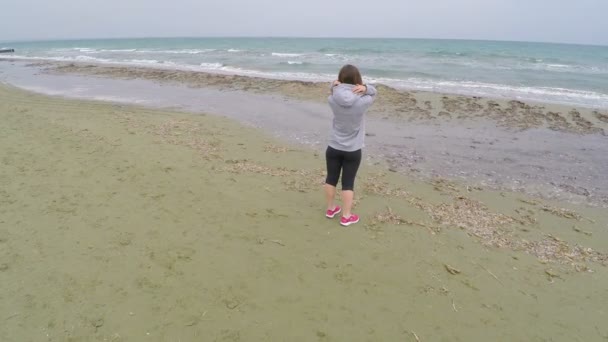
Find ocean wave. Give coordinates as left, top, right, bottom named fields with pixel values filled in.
left=529, top=62, right=607, bottom=74
left=51, top=48, right=93, bottom=53
left=427, top=50, right=470, bottom=57
left=323, top=53, right=349, bottom=60
left=228, top=49, right=242, bottom=53
left=134, top=49, right=216, bottom=54
left=423, top=55, right=608, bottom=75
left=546, top=64, right=571, bottom=69
left=124, top=59, right=162, bottom=64
left=74, top=55, right=111, bottom=62
left=272, top=52, right=303, bottom=57
left=319, top=47, right=382, bottom=54
left=286, top=61, right=304, bottom=65
left=97, top=49, right=137, bottom=53
left=73, top=48, right=96, bottom=52
left=199, top=62, right=225, bottom=69
left=367, top=76, right=608, bottom=107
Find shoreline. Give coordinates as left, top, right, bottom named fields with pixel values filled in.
left=1, top=83, right=607, bottom=341
left=2, top=60, right=608, bottom=208
left=42, top=61, right=608, bottom=134
left=2, top=56, right=608, bottom=111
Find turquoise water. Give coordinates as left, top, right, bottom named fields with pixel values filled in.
left=2, top=37, right=608, bottom=108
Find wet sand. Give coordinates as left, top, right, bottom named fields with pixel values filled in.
left=1, top=84, right=607, bottom=341
left=43, top=62, right=608, bottom=135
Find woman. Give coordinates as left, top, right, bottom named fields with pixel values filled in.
left=324, top=64, right=377, bottom=227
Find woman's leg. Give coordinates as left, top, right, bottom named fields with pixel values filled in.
left=325, top=147, right=343, bottom=210
left=340, top=149, right=362, bottom=218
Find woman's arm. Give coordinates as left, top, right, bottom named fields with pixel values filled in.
left=364, top=84, right=377, bottom=97
left=330, top=80, right=341, bottom=94
left=353, top=84, right=377, bottom=97
left=358, top=84, right=377, bottom=108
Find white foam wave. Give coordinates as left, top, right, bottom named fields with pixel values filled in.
left=199, top=62, right=224, bottom=69
left=532, top=63, right=607, bottom=74
left=125, top=59, right=161, bottom=64
left=228, top=49, right=242, bottom=53
left=287, top=61, right=303, bottom=65
left=100, top=49, right=137, bottom=53
left=272, top=52, right=303, bottom=57
left=74, top=55, right=110, bottom=62
left=367, top=76, right=608, bottom=108
left=135, top=49, right=216, bottom=54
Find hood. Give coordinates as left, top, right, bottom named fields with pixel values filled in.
left=331, top=84, right=359, bottom=107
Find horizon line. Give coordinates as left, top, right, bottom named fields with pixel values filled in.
left=2, top=35, right=607, bottom=48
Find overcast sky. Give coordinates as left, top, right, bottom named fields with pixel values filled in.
left=1, top=0, right=606, bottom=45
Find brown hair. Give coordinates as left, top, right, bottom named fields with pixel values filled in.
left=338, top=64, right=363, bottom=85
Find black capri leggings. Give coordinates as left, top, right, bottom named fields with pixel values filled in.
left=325, top=146, right=362, bottom=191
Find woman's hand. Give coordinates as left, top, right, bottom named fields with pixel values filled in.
left=353, top=84, right=367, bottom=94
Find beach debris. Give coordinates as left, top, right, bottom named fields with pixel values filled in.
left=224, top=299, right=241, bottom=310
left=185, top=311, right=209, bottom=326
left=410, top=331, right=421, bottom=342
left=257, top=238, right=285, bottom=247
left=263, top=144, right=289, bottom=153
left=545, top=269, right=561, bottom=282
left=573, top=226, right=593, bottom=236
left=5, top=313, right=19, bottom=321
left=593, top=110, right=608, bottom=123
left=519, top=234, right=608, bottom=267
left=362, top=174, right=411, bottom=198
left=153, top=119, right=222, bottom=159
left=461, top=279, right=480, bottom=291
left=366, top=207, right=439, bottom=235
left=221, top=158, right=326, bottom=193
left=431, top=178, right=460, bottom=194
left=223, top=160, right=293, bottom=176
left=485, top=268, right=501, bottom=283
left=474, top=263, right=502, bottom=284
left=412, top=196, right=515, bottom=246
left=518, top=198, right=540, bottom=206
left=444, top=264, right=461, bottom=275
left=404, top=193, right=607, bottom=269
left=452, top=299, right=459, bottom=312
left=370, top=207, right=406, bottom=225
left=91, top=318, right=104, bottom=329
left=540, top=205, right=584, bottom=221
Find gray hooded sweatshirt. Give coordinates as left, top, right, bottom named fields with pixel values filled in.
left=328, top=83, right=377, bottom=152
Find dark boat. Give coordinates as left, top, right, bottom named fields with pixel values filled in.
left=0, top=48, right=15, bottom=53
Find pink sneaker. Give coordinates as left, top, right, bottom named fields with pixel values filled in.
left=340, top=214, right=360, bottom=227
left=326, top=206, right=342, bottom=218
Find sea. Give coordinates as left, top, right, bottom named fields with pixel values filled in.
left=2, top=37, right=608, bottom=108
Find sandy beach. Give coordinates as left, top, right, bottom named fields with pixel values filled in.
left=1, top=62, right=608, bottom=341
